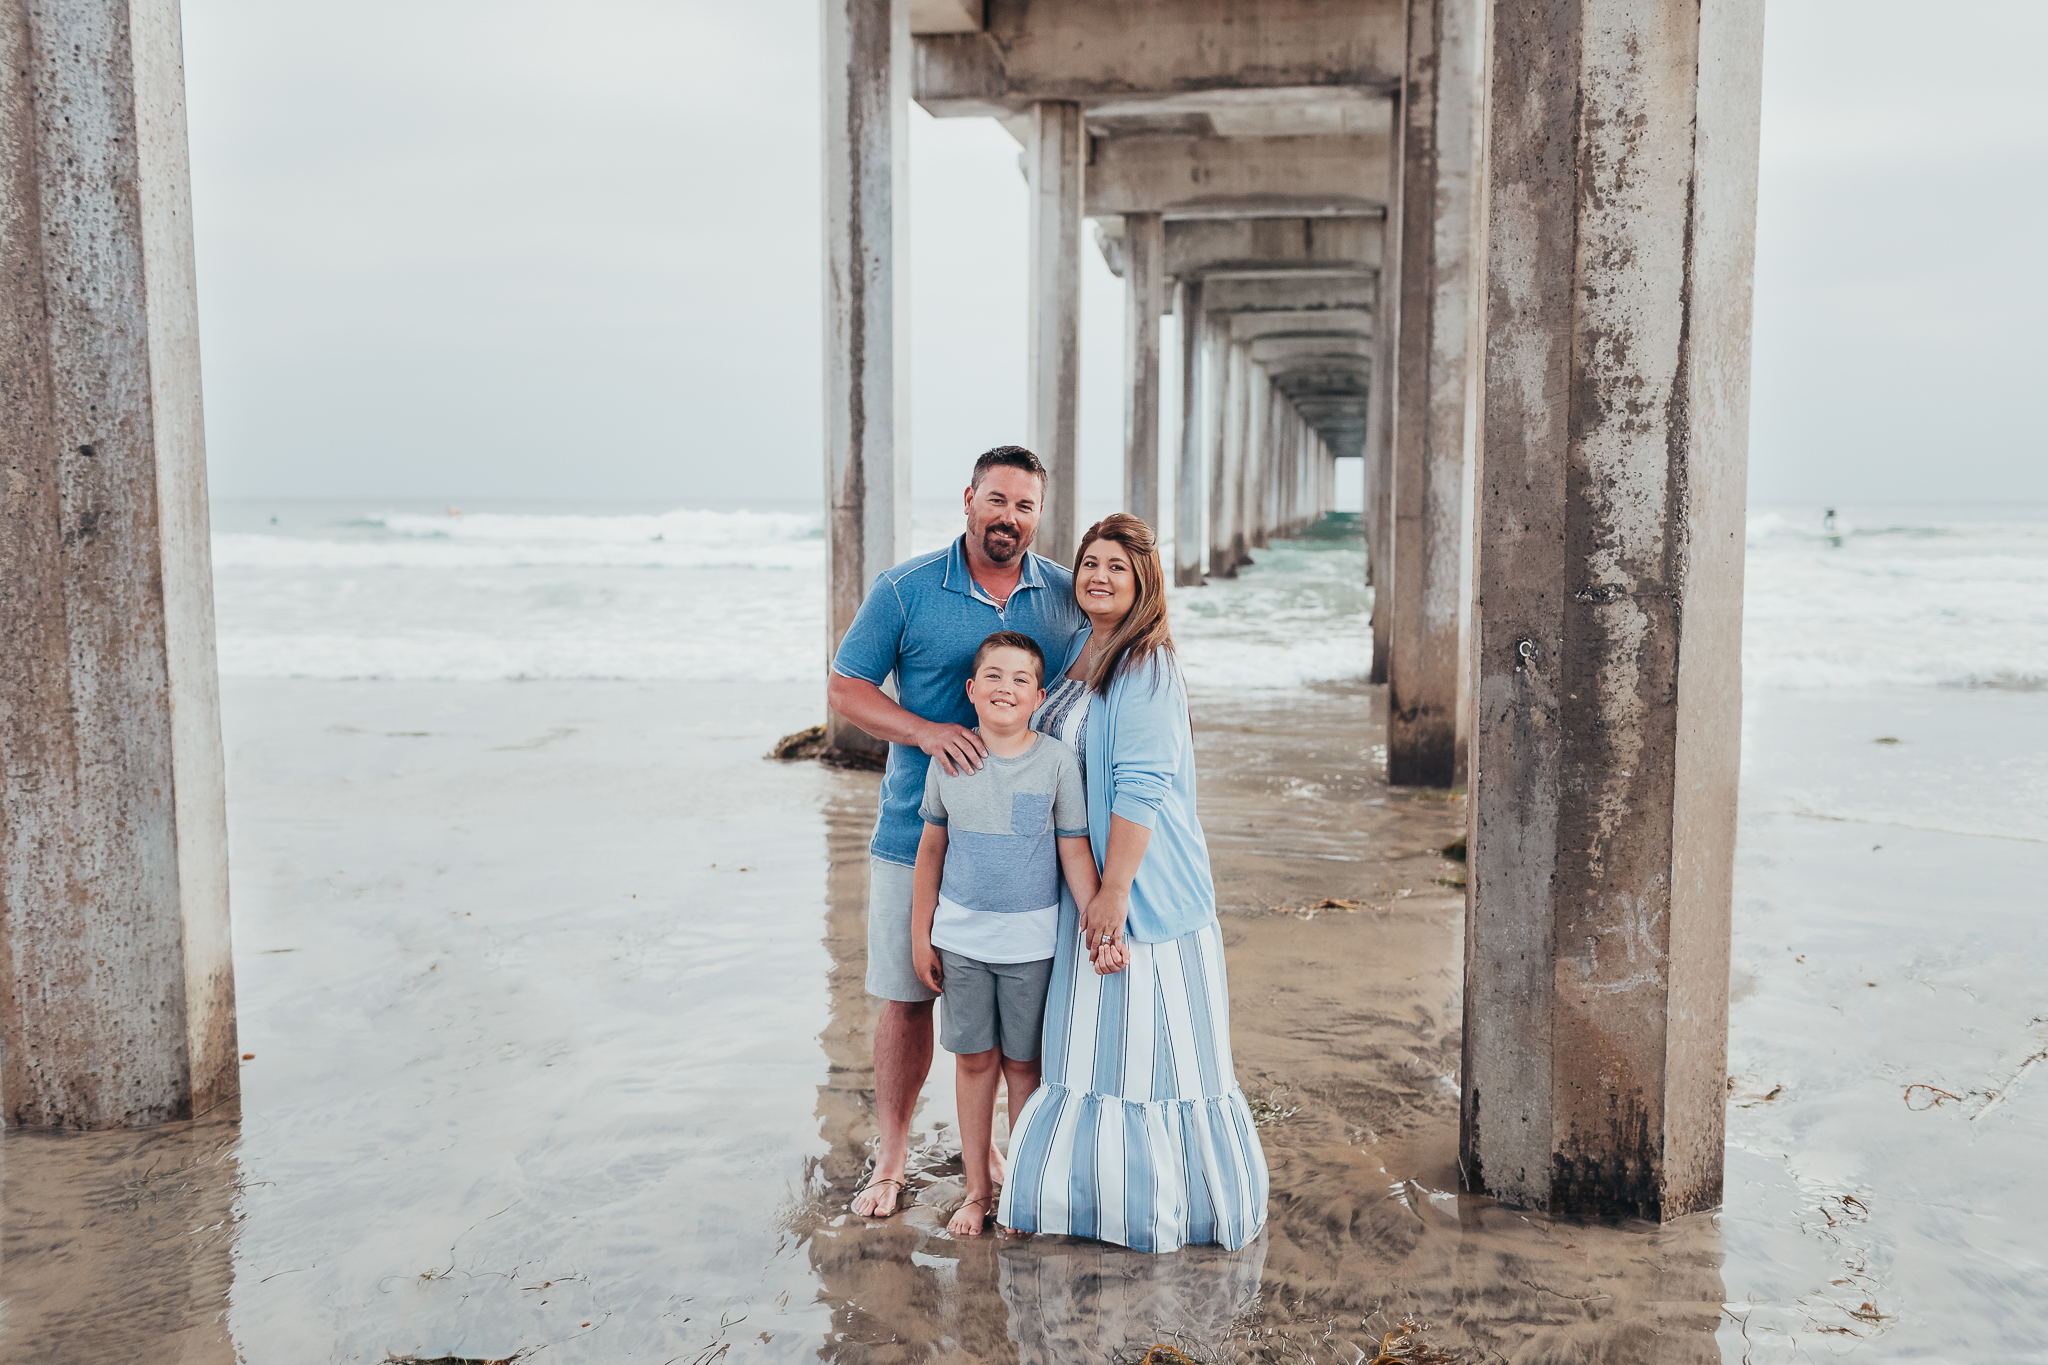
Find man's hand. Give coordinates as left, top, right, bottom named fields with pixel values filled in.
left=919, top=720, right=988, bottom=777
left=913, top=937, right=944, bottom=994
left=827, top=674, right=990, bottom=775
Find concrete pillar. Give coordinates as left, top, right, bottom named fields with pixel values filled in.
left=1027, top=100, right=1084, bottom=564
left=1234, top=356, right=1263, bottom=565
left=1248, top=375, right=1275, bottom=550
left=0, top=0, right=236, bottom=1129
left=1122, top=211, right=1165, bottom=529
left=823, top=0, right=910, bottom=759
left=1205, top=321, right=1238, bottom=579
left=1386, top=0, right=1482, bottom=788
left=1460, top=0, right=1764, bottom=1221
left=1174, top=278, right=1206, bottom=586
left=1366, top=252, right=1396, bottom=683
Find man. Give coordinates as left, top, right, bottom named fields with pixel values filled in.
left=828, top=445, right=1086, bottom=1218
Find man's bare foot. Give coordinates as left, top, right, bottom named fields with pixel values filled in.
left=852, top=1174, right=907, bottom=1218
left=948, top=1193, right=995, bottom=1238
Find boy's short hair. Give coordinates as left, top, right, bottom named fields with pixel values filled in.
left=972, top=631, right=1046, bottom=688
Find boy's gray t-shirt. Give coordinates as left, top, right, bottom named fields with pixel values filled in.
left=919, top=734, right=1088, bottom=963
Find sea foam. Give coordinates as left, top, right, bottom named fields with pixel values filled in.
left=208, top=499, right=2048, bottom=692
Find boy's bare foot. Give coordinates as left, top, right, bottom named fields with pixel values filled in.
left=989, top=1141, right=1007, bottom=1188
left=852, top=1174, right=907, bottom=1218
left=948, top=1194, right=995, bottom=1237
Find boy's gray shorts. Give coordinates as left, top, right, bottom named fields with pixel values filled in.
left=937, top=950, right=1054, bottom=1061
left=865, top=859, right=938, bottom=1003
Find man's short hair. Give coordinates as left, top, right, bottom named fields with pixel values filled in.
left=970, top=445, right=1048, bottom=490
left=972, top=630, right=1046, bottom=688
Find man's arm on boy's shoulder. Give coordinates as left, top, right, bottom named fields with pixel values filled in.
left=826, top=569, right=985, bottom=775
left=826, top=672, right=987, bottom=776
left=911, top=822, right=949, bottom=993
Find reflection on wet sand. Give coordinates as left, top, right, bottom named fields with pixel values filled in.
left=0, top=1111, right=240, bottom=1358
left=802, top=680, right=1724, bottom=1363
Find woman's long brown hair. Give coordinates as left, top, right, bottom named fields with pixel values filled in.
left=1072, top=513, right=1174, bottom=695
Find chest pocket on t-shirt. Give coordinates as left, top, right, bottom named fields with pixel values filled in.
left=1011, top=792, right=1053, bottom=836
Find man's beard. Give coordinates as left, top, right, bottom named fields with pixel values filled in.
left=979, top=523, right=1024, bottom=563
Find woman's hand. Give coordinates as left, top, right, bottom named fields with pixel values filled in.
left=1089, top=939, right=1131, bottom=976
left=1081, top=882, right=1129, bottom=963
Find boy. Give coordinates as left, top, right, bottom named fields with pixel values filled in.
left=912, top=630, right=1097, bottom=1238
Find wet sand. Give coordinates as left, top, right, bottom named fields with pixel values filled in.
left=0, top=677, right=2042, bottom=1361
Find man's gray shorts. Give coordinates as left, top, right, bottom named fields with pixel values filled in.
left=865, top=858, right=938, bottom=1003
left=937, top=950, right=1053, bottom=1060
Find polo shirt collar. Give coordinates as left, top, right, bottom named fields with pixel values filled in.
left=942, top=534, right=1048, bottom=598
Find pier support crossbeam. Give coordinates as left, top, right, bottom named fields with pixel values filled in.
left=1460, top=0, right=1764, bottom=1221
left=0, top=0, right=237, bottom=1129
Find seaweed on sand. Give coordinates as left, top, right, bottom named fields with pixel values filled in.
left=766, top=724, right=887, bottom=771
left=1108, top=1317, right=1459, bottom=1365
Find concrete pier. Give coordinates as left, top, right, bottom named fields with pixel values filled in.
left=0, top=0, right=236, bottom=1128
left=823, top=0, right=911, bottom=759
left=1026, top=99, right=1083, bottom=564
left=1459, top=0, right=1764, bottom=1220
left=1121, top=212, right=1165, bottom=529
left=870, top=0, right=1765, bottom=1222
left=1174, top=278, right=1206, bottom=586
left=1385, top=0, right=1482, bottom=788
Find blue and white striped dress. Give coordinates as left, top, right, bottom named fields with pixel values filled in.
left=998, top=678, right=1268, bottom=1253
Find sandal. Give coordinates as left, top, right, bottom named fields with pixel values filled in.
left=947, top=1194, right=996, bottom=1237
left=851, top=1176, right=908, bottom=1218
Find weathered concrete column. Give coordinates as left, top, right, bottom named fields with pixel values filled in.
left=824, top=0, right=910, bottom=759
left=1122, top=211, right=1165, bottom=529
left=1027, top=100, right=1084, bottom=564
left=1205, top=321, right=1238, bottom=579
left=1460, top=0, right=1764, bottom=1221
left=0, top=0, right=236, bottom=1129
left=1386, top=0, right=1482, bottom=788
left=1366, top=252, right=1397, bottom=683
left=1174, top=279, right=1206, bottom=586
left=1246, top=372, right=1274, bottom=551
left=1234, top=356, right=1264, bottom=565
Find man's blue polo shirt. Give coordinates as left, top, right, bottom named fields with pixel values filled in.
left=832, top=536, right=1087, bottom=867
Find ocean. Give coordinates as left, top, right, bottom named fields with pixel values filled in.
left=211, top=496, right=2048, bottom=697
left=9, top=497, right=2039, bottom=1359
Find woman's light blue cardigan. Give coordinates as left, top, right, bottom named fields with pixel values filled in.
left=1055, top=628, right=1217, bottom=943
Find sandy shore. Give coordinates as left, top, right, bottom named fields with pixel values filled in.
left=0, top=677, right=2041, bottom=1361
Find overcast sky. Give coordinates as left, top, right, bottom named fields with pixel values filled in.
left=183, top=0, right=2047, bottom=509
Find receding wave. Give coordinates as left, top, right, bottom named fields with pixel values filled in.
left=213, top=505, right=823, bottom=571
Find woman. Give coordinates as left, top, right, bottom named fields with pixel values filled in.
left=997, top=514, right=1268, bottom=1253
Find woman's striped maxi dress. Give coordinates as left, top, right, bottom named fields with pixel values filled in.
left=998, top=678, right=1268, bottom=1253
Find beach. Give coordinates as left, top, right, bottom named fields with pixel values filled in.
left=1, top=504, right=2044, bottom=1360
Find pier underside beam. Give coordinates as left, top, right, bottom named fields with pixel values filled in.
left=912, top=0, right=1405, bottom=116
left=0, top=0, right=237, bottom=1128
left=1386, top=0, right=1481, bottom=788
left=1460, top=0, right=1764, bottom=1222
left=1086, top=133, right=1392, bottom=220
